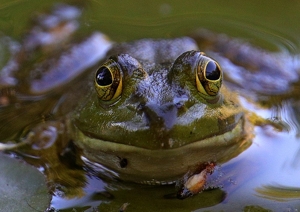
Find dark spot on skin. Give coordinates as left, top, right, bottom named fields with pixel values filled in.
left=119, top=157, right=128, bottom=168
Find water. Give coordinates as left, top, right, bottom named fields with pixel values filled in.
left=0, top=0, right=300, bottom=211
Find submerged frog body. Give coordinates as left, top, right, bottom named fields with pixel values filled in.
left=69, top=37, right=249, bottom=184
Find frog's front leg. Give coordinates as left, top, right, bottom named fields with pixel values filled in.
left=176, top=162, right=216, bottom=199
left=0, top=121, right=64, bottom=151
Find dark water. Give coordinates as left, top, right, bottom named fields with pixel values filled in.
left=0, top=0, right=300, bottom=211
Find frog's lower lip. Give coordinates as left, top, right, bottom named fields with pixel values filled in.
left=72, top=118, right=252, bottom=184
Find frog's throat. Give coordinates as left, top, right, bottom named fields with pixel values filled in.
left=72, top=118, right=251, bottom=184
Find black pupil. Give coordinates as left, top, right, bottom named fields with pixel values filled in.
left=96, top=66, right=112, bottom=86
left=205, top=61, right=220, bottom=80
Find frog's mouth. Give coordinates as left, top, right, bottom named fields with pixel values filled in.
left=72, top=118, right=252, bottom=184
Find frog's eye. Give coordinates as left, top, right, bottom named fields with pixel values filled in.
left=195, top=53, right=222, bottom=97
left=94, top=59, right=122, bottom=101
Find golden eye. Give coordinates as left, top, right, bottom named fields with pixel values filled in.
left=94, top=59, right=122, bottom=101
left=195, top=53, right=222, bottom=97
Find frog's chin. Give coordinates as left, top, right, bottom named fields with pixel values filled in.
left=72, top=118, right=252, bottom=184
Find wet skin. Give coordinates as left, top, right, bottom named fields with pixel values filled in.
left=68, top=37, right=249, bottom=184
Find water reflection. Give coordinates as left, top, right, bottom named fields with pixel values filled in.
left=256, top=185, right=300, bottom=202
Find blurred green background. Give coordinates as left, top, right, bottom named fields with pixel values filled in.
left=1, top=0, right=300, bottom=53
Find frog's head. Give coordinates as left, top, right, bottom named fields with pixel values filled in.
left=74, top=50, right=243, bottom=149
left=71, top=38, right=249, bottom=183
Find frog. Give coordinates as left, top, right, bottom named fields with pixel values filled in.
left=68, top=36, right=250, bottom=190
left=0, top=4, right=298, bottom=200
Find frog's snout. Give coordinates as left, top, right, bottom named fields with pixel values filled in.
left=141, top=103, right=178, bottom=131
